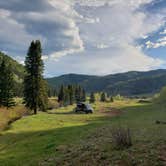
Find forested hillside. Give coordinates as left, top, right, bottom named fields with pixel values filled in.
left=1, top=51, right=166, bottom=96
left=47, top=70, right=166, bottom=96
left=0, top=52, right=24, bottom=96
left=0, top=52, right=24, bottom=80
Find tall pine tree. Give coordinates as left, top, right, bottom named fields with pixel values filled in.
left=24, top=40, right=48, bottom=114
left=58, top=85, right=65, bottom=106
left=0, top=58, right=15, bottom=108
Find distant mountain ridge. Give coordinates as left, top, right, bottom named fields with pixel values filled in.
left=47, top=69, right=166, bottom=96
left=1, top=52, right=166, bottom=96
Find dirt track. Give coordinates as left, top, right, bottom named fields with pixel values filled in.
left=99, top=107, right=123, bottom=117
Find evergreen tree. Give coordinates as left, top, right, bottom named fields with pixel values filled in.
left=110, top=96, right=114, bottom=102
left=48, top=88, right=51, bottom=98
left=68, top=85, right=75, bottom=105
left=53, top=88, right=57, bottom=97
left=75, top=85, right=80, bottom=103
left=81, top=88, right=86, bottom=102
left=24, top=40, right=48, bottom=114
left=0, top=58, right=15, bottom=108
left=58, top=85, right=65, bottom=105
left=89, top=92, right=95, bottom=103
left=100, top=92, right=106, bottom=102
left=38, top=79, right=48, bottom=111
left=64, top=87, right=70, bottom=106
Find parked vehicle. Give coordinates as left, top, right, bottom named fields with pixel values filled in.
left=75, top=103, right=93, bottom=114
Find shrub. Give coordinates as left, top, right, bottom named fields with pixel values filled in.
left=111, top=127, right=132, bottom=150
left=114, top=94, right=124, bottom=100
left=154, top=86, right=166, bottom=105
left=48, top=99, right=59, bottom=110
left=110, top=96, right=114, bottom=102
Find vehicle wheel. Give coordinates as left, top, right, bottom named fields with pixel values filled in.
left=88, top=110, right=92, bottom=114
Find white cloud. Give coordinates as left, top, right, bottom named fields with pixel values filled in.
left=14, top=56, right=25, bottom=65
left=96, top=44, right=109, bottom=49
left=75, top=0, right=153, bottom=8
left=146, top=37, right=166, bottom=48
left=42, top=55, right=49, bottom=60
left=49, top=47, right=84, bottom=61
left=0, top=9, right=10, bottom=18
left=0, top=9, right=39, bottom=47
left=0, top=0, right=85, bottom=57
left=45, top=43, right=164, bottom=75
left=0, top=0, right=166, bottom=76
left=160, top=29, right=166, bottom=35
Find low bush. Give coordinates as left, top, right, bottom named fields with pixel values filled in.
left=154, top=86, right=166, bottom=105
left=48, top=99, right=59, bottom=110
left=111, top=127, right=132, bottom=150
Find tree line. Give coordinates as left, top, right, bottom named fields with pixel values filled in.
left=57, top=85, right=86, bottom=106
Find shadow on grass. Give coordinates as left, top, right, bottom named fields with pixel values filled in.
left=0, top=115, right=114, bottom=166
left=48, top=111, right=95, bottom=115
left=1, top=102, right=162, bottom=165
left=47, top=111, right=75, bottom=115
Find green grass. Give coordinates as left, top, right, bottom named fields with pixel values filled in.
left=0, top=103, right=111, bottom=165
left=46, top=101, right=166, bottom=165
left=0, top=100, right=166, bottom=165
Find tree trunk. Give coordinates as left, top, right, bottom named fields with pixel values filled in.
left=34, top=107, right=37, bottom=114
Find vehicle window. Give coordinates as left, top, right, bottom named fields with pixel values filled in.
left=86, top=104, right=91, bottom=109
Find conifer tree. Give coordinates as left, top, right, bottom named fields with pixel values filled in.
left=110, top=96, right=114, bottom=102
left=48, top=88, right=51, bottom=98
left=64, top=87, right=70, bottom=106
left=0, top=58, right=15, bottom=108
left=68, top=85, right=75, bottom=105
left=81, top=88, right=86, bottom=102
left=24, top=40, right=48, bottom=114
left=75, top=85, right=80, bottom=103
left=100, top=92, right=106, bottom=102
left=58, top=85, right=65, bottom=105
left=89, top=92, right=95, bottom=103
left=53, top=88, right=57, bottom=97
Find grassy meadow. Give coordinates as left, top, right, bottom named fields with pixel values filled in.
left=0, top=99, right=166, bottom=165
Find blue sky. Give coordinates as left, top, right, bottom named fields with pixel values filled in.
left=0, top=0, right=166, bottom=77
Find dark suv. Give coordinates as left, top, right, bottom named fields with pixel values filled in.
left=75, top=103, right=93, bottom=114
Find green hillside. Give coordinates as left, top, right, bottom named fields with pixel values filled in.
left=47, top=70, right=166, bottom=96
left=0, top=52, right=24, bottom=80
left=0, top=52, right=25, bottom=96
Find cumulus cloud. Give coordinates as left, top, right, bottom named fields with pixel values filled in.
left=45, top=43, right=164, bottom=75
left=0, top=0, right=84, bottom=57
left=0, top=0, right=166, bottom=75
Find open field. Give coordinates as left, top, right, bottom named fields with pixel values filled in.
left=0, top=100, right=166, bottom=165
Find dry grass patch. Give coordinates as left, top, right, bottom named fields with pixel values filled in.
left=0, top=106, right=28, bottom=131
